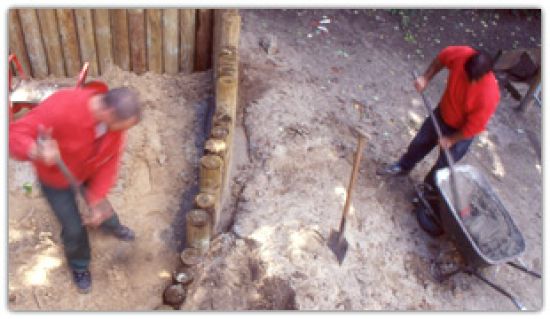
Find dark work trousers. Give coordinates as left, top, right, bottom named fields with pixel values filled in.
left=40, top=183, right=122, bottom=271
left=398, top=107, right=474, bottom=188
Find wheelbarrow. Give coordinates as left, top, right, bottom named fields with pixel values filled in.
left=415, top=164, right=541, bottom=310
left=8, top=54, right=108, bottom=123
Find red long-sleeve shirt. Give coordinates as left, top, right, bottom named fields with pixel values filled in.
left=437, top=46, right=500, bottom=138
left=9, top=87, right=124, bottom=206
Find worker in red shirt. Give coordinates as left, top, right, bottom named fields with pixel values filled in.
left=9, top=86, right=141, bottom=294
left=377, top=46, right=500, bottom=188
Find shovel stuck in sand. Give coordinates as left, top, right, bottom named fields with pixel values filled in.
left=328, top=129, right=366, bottom=265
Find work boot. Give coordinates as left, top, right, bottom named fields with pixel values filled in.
left=72, top=269, right=92, bottom=294
left=376, top=162, right=409, bottom=176
left=110, top=225, right=136, bottom=241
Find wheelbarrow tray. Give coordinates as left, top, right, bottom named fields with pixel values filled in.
left=435, top=164, right=525, bottom=268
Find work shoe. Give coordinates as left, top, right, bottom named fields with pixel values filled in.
left=376, top=162, right=409, bottom=176
left=111, top=225, right=136, bottom=241
left=72, top=269, right=92, bottom=294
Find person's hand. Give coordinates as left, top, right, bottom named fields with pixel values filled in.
left=439, top=136, right=455, bottom=150
left=414, top=75, right=428, bottom=92
left=82, top=199, right=114, bottom=228
left=32, top=126, right=60, bottom=166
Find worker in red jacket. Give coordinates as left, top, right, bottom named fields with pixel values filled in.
left=377, top=46, right=500, bottom=187
left=9, top=86, right=141, bottom=294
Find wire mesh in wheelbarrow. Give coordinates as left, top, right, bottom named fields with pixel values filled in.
left=435, top=164, right=525, bottom=266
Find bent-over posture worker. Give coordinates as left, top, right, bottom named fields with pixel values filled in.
left=9, top=86, right=141, bottom=293
left=377, top=45, right=500, bottom=187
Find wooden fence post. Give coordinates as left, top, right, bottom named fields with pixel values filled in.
left=194, top=9, right=213, bottom=71
left=128, top=9, right=147, bottom=74
left=93, top=9, right=113, bottom=74
left=163, top=9, right=179, bottom=74
left=37, top=9, right=65, bottom=76
left=8, top=9, right=32, bottom=76
left=110, top=9, right=131, bottom=71
left=56, top=9, right=81, bottom=76
left=179, top=9, right=196, bottom=74
left=18, top=9, right=48, bottom=78
left=75, top=9, right=99, bottom=76
left=146, top=9, right=163, bottom=73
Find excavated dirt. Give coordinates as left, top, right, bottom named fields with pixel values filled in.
left=8, top=66, right=212, bottom=310
left=183, top=9, right=542, bottom=311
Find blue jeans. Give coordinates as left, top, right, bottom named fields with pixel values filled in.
left=40, top=183, right=122, bottom=270
left=398, top=108, right=474, bottom=187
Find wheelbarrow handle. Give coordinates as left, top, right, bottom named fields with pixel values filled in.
left=469, top=269, right=527, bottom=311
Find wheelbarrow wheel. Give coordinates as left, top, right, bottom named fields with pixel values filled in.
left=415, top=205, right=444, bottom=237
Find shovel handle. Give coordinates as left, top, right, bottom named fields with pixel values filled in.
left=339, top=134, right=366, bottom=233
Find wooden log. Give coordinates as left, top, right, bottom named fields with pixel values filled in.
left=185, top=209, right=212, bottom=253
left=204, top=139, right=227, bottom=156
left=110, top=9, right=130, bottom=71
left=146, top=9, right=163, bottom=73
left=8, top=9, right=32, bottom=77
left=180, top=247, right=203, bottom=266
left=163, top=9, right=179, bottom=74
left=194, top=193, right=216, bottom=213
left=128, top=9, right=147, bottom=74
left=210, top=125, right=230, bottom=140
left=93, top=9, right=113, bottom=74
left=215, top=76, right=238, bottom=118
left=199, top=155, right=223, bottom=192
left=37, top=9, right=65, bottom=76
left=74, top=9, right=99, bottom=76
left=18, top=9, right=48, bottom=78
left=56, top=9, right=81, bottom=76
left=179, top=9, right=195, bottom=74
left=194, top=9, right=213, bottom=71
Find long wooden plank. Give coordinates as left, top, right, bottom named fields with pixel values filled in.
left=37, top=9, right=65, bottom=76
left=146, top=9, right=163, bottom=73
left=110, top=9, right=130, bottom=71
left=179, top=9, right=195, bottom=74
left=163, top=9, right=179, bottom=74
left=128, top=9, right=147, bottom=74
left=56, top=9, right=81, bottom=76
left=74, top=9, right=99, bottom=76
left=194, top=9, right=213, bottom=72
left=93, top=9, right=113, bottom=74
left=8, top=9, right=32, bottom=77
left=18, top=9, right=48, bottom=78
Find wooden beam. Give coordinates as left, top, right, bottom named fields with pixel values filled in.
left=194, top=9, right=212, bottom=72
left=75, top=9, right=99, bottom=76
left=36, top=9, right=65, bottom=77
left=56, top=9, right=81, bottom=76
left=8, top=9, right=32, bottom=77
left=18, top=9, right=48, bottom=78
left=179, top=9, right=195, bottom=74
left=128, top=9, right=147, bottom=74
left=110, top=9, right=130, bottom=71
left=163, top=9, right=179, bottom=74
left=93, top=9, right=113, bottom=74
left=146, top=9, right=163, bottom=73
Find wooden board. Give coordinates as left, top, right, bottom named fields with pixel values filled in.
left=74, top=9, right=99, bottom=76
left=194, top=9, right=213, bottom=71
left=18, top=9, right=48, bottom=78
left=93, top=9, right=113, bottom=74
left=110, top=9, right=130, bottom=71
left=146, top=9, right=163, bottom=73
left=179, top=9, right=195, bottom=74
left=56, top=9, right=81, bottom=76
left=163, top=9, right=179, bottom=74
left=128, top=9, right=147, bottom=74
left=8, top=9, right=32, bottom=77
left=37, top=9, right=65, bottom=76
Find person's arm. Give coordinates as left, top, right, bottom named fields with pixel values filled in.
left=414, top=57, right=445, bottom=92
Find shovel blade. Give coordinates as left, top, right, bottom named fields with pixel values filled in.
left=328, top=229, right=348, bottom=265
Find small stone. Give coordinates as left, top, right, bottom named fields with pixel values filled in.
left=163, top=284, right=186, bottom=306
left=259, top=34, right=278, bottom=55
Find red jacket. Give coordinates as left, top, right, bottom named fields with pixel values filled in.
left=9, top=88, right=124, bottom=205
left=437, top=46, right=500, bottom=138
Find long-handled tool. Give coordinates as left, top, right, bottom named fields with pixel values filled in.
left=412, top=70, right=467, bottom=217
left=328, top=130, right=366, bottom=265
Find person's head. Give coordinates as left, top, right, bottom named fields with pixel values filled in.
left=96, top=87, right=142, bottom=131
left=464, top=49, right=494, bottom=82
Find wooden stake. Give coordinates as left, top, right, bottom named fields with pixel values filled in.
left=146, top=9, right=163, bottom=74
left=37, top=9, right=65, bottom=76
left=199, top=155, right=223, bottom=193
left=210, top=125, right=230, bottom=140
left=8, top=9, right=32, bottom=77
left=204, top=139, right=227, bottom=156
left=18, top=9, right=48, bottom=78
left=56, top=9, right=81, bottom=76
left=110, top=9, right=130, bottom=71
left=195, top=192, right=216, bottom=212
left=74, top=9, right=99, bottom=76
left=185, top=209, right=212, bottom=253
left=179, top=9, right=195, bottom=74
left=163, top=9, right=179, bottom=74
left=220, top=12, right=240, bottom=50
left=128, top=9, right=147, bottom=74
left=194, top=9, right=212, bottom=71
left=93, top=9, right=113, bottom=74
left=180, top=247, right=203, bottom=266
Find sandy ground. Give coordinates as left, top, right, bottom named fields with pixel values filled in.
left=183, top=9, right=542, bottom=310
left=8, top=67, right=212, bottom=310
